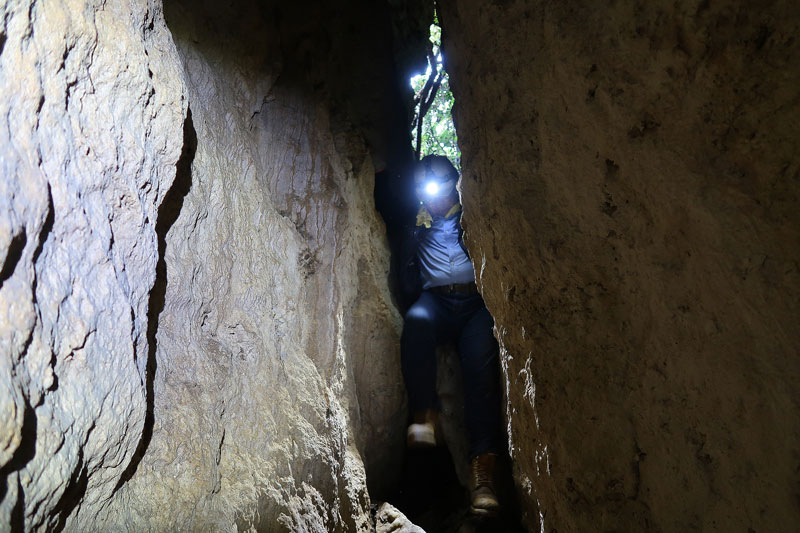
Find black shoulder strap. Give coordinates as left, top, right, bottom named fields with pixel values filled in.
left=457, top=218, right=470, bottom=259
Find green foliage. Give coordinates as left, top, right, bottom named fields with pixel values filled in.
left=410, top=17, right=460, bottom=168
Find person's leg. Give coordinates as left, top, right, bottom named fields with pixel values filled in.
left=456, top=298, right=504, bottom=514
left=457, top=302, right=503, bottom=459
left=401, top=291, right=445, bottom=413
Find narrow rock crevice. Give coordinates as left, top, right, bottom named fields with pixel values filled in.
left=0, top=1, right=797, bottom=532
left=114, top=108, right=197, bottom=493
left=0, top=231, right=26, bottom=290
left=0, top=401, right=36, bottom=506
left=50, top=454, right=88, bottom=533
left=9, top=477, right=23, bottom=533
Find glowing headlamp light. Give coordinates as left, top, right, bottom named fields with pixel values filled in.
left=424, top=181, right=440, bottom=196
left=418, top=178, right=454, bottom=199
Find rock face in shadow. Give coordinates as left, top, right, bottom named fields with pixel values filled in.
left=438, top=0, right=800, bottom=531
left=1, top=0, right=419, bottom=531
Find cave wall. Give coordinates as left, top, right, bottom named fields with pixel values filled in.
left=439, top=0, right=799, bottom=531
left=0, top=0, right=424, bottom=531
left=91, top=1, right=406, bottom=530
left=0, top=1, right=186, bottom=529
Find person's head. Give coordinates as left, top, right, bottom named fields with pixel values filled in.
left=414, top=155, right=459, bottom=216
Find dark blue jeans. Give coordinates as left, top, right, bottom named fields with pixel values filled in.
left=401, top=290, right=503, bottom=459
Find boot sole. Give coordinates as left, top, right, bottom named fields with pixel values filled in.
left=469, top=505, right=500, bottom=517
left=406, top=423, right=437, bottom=448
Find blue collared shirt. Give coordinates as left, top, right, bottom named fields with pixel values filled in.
left=418, top=212, right=475, bottom=289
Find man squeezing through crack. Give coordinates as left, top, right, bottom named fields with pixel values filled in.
left=400, top=154, right=504, bottom=516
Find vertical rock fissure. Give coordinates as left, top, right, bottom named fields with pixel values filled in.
left=373, top=35, right=529, bottom=533
left=0, top=232, right=26, bottom=291
left=114, top=108, right=196, bottom=493
left=0, top=401, right=35, bottom=520
left=50, top=453, right=88, bottom=533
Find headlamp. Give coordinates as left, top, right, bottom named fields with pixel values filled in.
left=418, top=178, right=454, bottom=199
left=424, top=181, right=440, bottom=196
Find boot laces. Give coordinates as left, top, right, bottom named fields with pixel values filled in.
left=472, top=456, right=493, bottom=488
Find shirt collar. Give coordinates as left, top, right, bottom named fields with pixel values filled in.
left=444, top=203, right=462, bottom=219
left=416, top=202, right=462, bottom=228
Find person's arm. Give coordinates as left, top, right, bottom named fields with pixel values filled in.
left=398, top=225, right=422, bottom=312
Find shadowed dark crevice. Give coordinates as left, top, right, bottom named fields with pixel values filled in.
left=10, top=476, right=24, bottom=533
left=31, top=186, right=55, bottom=269
left=396, top=444, right=524, bottom=532
left=112, top=107, right=196, bottom=493
left=0, top=400, right=37, bottom=508
left=0, top=187, right=56, bottom=525
left=398, top=447, right=462, bottom=528
left=4, top=184, right=56, bottom=327
left=0, top=230, right=26, bottom=290
left=51, top=452, right=89, bottom=533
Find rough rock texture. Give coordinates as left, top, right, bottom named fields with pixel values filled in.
left=11, top=0, right=797, bottom=531
left=0, top=1, right=186, bottom=530
left=88, top=0, right=410, bottom=531
left=439, top=0, right=800, bottom=531
left=374, top=502, right=425, bottom=533
left=1, top=0, right=417, bottom=531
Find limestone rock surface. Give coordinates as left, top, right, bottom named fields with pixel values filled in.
left=374, top=502, right=425, bottom=533
left=0, top=1, right=186, bottom=530
left=2, top=0, right=413, bottom=531
left=90, top=1, right=407, bottom=531
left=439, top=0, right=800, bottom=531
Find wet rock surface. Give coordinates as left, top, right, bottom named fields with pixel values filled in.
left=439, top=0, right=800, bottom=531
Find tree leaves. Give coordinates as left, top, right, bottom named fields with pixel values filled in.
left=410, top=17, right=460, bottom=168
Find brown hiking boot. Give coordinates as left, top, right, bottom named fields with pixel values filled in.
left=470, top=453, right=500, bottom=515
left=406, top=409, right=441, bottom=448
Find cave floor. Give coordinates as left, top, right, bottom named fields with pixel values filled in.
left=393, top=447, right=525, bottom=532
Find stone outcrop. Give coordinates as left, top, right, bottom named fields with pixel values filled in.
left=0, top=1, right=186, bottom=530
left=3, top=0, right=798, bottom=531
left=374, top=502, right=425, bottom=533
left=92, top=1, right=407, bottom=530
left=1, top=0, right=418, bottom=531
left=439, top=0, right=799, bottom=531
